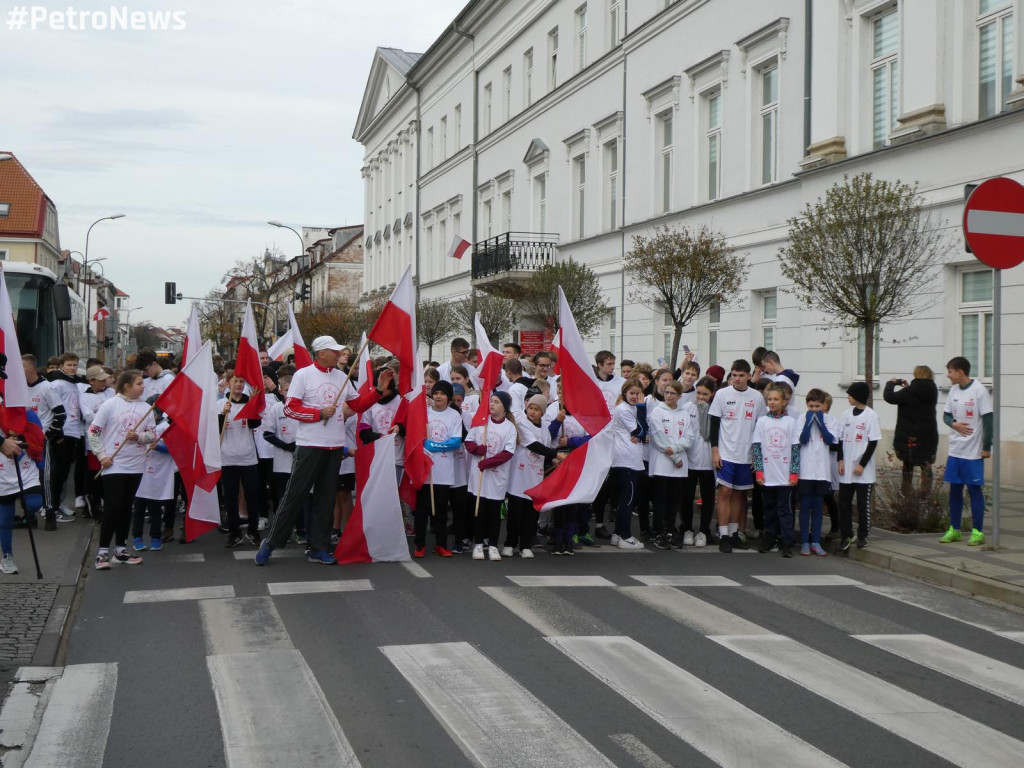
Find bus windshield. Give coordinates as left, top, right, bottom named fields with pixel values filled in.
left=6, top=271, right=62, bottom=362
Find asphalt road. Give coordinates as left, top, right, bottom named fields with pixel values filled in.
left=23, top=533, right=1024, bottom=768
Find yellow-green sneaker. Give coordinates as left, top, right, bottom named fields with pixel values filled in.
left=939, top=527, right=962, bottom=543
left=968, top=529, right=985, bottom=546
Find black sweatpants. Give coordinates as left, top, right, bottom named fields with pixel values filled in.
left=504, top=494, right=539, bottom=550
left=132, top=498, right=174, bottom=540
left=838, top=483, right=872, bottom=540
left=414, top=483, right=450, bottom=550
left=99, top=473, right=142, bottom=549
left=651, top=475, right=685, bottom=535
left=473, top=497, right=502, bottom=546
left=221, top=464, right=261, bottom=537
left=45, top=436, right=80, bottom=511
left=681, top=469, right=716, bottom=535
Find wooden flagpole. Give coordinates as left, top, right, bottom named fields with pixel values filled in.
left=328, top=337, right=371, bottom=411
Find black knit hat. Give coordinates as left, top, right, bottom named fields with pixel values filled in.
left=432, top=379, right=454, bottom=403
left=847, top=381, right=870, bottom=405
left=493, top=390, right=512, bottom=415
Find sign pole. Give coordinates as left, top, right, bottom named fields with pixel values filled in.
left=992, top=269, right=1001, bottom=548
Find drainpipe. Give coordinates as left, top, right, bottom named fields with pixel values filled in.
left=803, top=0, right=813, bottom=155
left=619, top=1, right=629, bottom=360
left=453, top=22, right=477, bottom=259
left=412, top=81, right=422, bottom=304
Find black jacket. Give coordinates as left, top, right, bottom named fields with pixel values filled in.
left=883, top=378, right=939, bottom=459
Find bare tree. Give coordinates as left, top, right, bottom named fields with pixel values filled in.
left=453, top=290, right=519, bottom=348
left=779, top=173, right=946, bottom=398
left=417, top=297, right=457, bottom=361
left=196, top=290, right=241, bottom=358
left=516, top=257, right=606, bottom=339
left=626, top=224, right=748, bottom=369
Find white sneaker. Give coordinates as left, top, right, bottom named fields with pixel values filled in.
left=257, top=516, right=269, bottom=531
left=74, top=495, right=87, bottom=510
left=488, top=546, right=502, bottom=561
left=56, top=509, right=75, bottom=523
left=500, top=546, right=514, bottom=558
left=610, top=534, right=622, bottom=546
left=520, top=547, right=534, bottom=559
left=0, top=554, right=18, bottom=574
left=617, top=536, right=645, bottom=550
left=472, top=544, right=485, bottom=560
left=694, top=532, right=707, bottom=548
left=683, top=530, right=695, bottom=546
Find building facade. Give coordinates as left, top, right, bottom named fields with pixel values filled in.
left=0, top=151, right=63, bottom=275
left=354, top=0, right=1024, bottom=480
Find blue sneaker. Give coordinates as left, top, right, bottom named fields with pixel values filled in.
left=149, top=538, right=163, bottom=552
left=307, top=549, right=336, bottom=565
left=133, top=537, right=147, bottom=552
left=254, top=539, right=274, bottom=566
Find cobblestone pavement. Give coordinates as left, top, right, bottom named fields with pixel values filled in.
left=0, top=583, right=59, bottom=670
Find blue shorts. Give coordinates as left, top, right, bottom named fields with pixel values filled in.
left=945, top=456, right=984, bottom=486
left=717, top=460, right=754, bottom=490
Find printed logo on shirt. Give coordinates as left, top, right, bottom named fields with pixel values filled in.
left=966, top=409, right=974, bottom=418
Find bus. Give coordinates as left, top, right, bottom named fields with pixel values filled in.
left=3, top=261, right=73, bottom=362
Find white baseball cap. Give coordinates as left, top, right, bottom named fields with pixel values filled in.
left=311, top=335, right=344, bottom=352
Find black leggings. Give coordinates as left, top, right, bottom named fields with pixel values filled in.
left=221, top=464, right=261, bottom=537
left=414, top=483, right=450, bottom=549
left=651, top=476, right=686, bottom=535
left=132, top=498, right=173, bottom=539
left=99, top=473, right=142, bottom=549
left=681, top=469, right=716, bottom=535
left=504, top=495, right=539, bottom=550
left=473, top=497, right=502, bottom=546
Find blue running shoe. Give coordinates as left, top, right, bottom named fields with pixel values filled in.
left=254, top=539, right=274, bottom=566
left=149, top=538, right=163, bottom=552
left=133, top=537, right=147, bottom=552
left=307, top=549, right=336, bottom=565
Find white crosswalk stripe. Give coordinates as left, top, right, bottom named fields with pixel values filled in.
left=123, top=585, right=235, bottom=603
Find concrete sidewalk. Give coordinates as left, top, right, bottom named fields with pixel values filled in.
left=0, top=515, right=94, bottom=679
left=850, top=486, right=1024, bottom=610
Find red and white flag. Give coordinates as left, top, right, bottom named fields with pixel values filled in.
left=92, top=307, right=110, bottom=322
left=471, top=312, right=503, bottom=428
left=156, top=340, right=222, bottom=541
left=555, top=286, right=610, bottom=437
left=526, top=425, right=614, bottom=512
left=268, top=302, right=312, bottom=369
left=335, top=433, right=410, bottom=563
left=181, top=303, right=201, bottom=367
left=355, top=332, right=374, bottom=398
left=0, top=265, right=43, bottom=451
left=367, top=266, right=432, bottom=506
left=447, top=235, right=472, bottom=260
left=233, top=299, right=266, bottom=421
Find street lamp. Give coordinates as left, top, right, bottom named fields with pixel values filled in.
left=122, top=305, right=144, bottom=364
left=84, top=214, right=125, bottom=355
left=267, top=220, right=306, bottom=258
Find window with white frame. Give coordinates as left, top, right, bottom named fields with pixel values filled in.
left=959, top=267, right=994, bottom=379
left=606, top=307, right=617, bottom=351
left=662, top=304, right=675, bottom=363
left=856, top=327, right=881, bottom=377
left=482, top=199, right=493, bottom=239
left=759, top=64, right=779, bottom=184
left=501, top=190, right=512, bottom=233
left=426, top=127, right=434, bottom=168
left=761, top=289, right=777, bottom=349
left=608, top=0, right=620, bottom=48
left=656, top=111, right=673, bottom=213
left=454, top=104, right=462, bottom=150
left=572, top=154, right=587, bottom=239
left=548, top=28, right=559, bottom=90
left=503, top=67, right=512, bottom=122
left=708, top=300, right=720, bottom=366
left=978, top=0, right=1014, bottom=119
left=575, top=5, right=588, bottom=72
left=438, top=218, right=447, bottom=276
left=871, top=9, right=899, bottom=149
left=0, top=249, right=7, bottom=261
left=524, top=49, right=534, bottom=107
left=440, top=116, right=447, bottom=162
left=604, top=140, right=618, bottom=230
left=706, top=90, right=722, bottom=200
left=483, top=83, right=493, bottom=134
left=425, top=224, right=434, bottom=262
left=533, top=173, right=548, bottom=231
left=0, top=204, right=9, bottom=217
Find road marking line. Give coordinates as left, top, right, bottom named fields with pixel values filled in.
left=630, top=575, right=740, bottom=587
left=267, top=580, right=373, bottom=595
left=165, top=553, right=206, bottom=563
left=550, top=636, right=842, bottom=767
left=208, top=649, right=361, bottom=768
left=506, top=575, right=616, bottom=587
left=401, top=561, right=432, bottom=578
left=997, top=631, right=1024, bottom=644
left=232, top=548, right=305, bottom=560
left=752, top=575, right=863, bottom=586
left=23, top=663, right=117, bottom=768
left=855, top=633, right=1024, bottom=707
left=713, top=634, right=1024, bottom=768
left=381, top=641, right=614, bottom=768
left=123, top=585, right=235, bottom=604
left=859, top=584, right=1024, bottom=635
left=617, top=586, right=772, bottom=636
left=608, top=734, right=675, bottom=768
left=481, top=586, right=618, bottom=637
left=967, top=209, right=1024, bottom=237
left=199, top=597, right=292, bottom=656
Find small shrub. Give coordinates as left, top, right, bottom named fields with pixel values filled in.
left=873, top=451, right=949, bottom=533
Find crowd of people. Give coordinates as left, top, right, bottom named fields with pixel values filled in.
left=0, top=333, right=994, bottom=576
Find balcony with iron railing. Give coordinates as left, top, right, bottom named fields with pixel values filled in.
left=470, top=232, right=558, bottom=289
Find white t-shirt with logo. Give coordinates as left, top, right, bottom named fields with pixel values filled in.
left=466, top=417, right=518, bottom=500
left=944, top=379, right=993, bottom=460
left=838, top=406, right=882, bottom=484
left=647, top=400, right=697, bottom=478
left=709, top=385, right=767, bottom=464
left=798, top=412, right=840, bottom=482
left=611, top=402, right=645, bottom=471
left=425, top=405, right=464, bottom=486
left=753, top=413, right=800, bottom=487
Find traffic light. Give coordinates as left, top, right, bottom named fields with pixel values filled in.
left=301, top=282, right=311, bottom=302
left=164, top=281, right=177, bottom=304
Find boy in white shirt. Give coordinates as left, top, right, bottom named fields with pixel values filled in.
left=940, top=356, right=993, bottom=546
left=837, top=381, right=881, bottom=552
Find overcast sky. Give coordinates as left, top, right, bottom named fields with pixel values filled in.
left=3, top=0, right=466, bottom=328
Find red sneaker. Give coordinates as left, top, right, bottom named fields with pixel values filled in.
left=414, top=547, right=426, bottom=558
left=434, top=546, right=453, bottom=557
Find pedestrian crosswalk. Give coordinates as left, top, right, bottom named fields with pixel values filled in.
left=13, top=569, right=1024, bottom=767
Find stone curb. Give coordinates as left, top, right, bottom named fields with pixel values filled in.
left=849, top=546, right=1024, bottom=610
left=30, top=520, right=95, bottom=668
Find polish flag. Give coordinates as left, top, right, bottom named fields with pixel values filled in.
left=367, top=266, right=432, bottom=506
left=447, top=235, right=472, bottom=260
left=156, top=340, right=222, bottom=540
left=267, top=302, right=312, bottom=368
left=355, top=332, right=374, bottom=398
left=233, top=299, right=265, bottom=421
left=92, top=307, right=110, bottom=322
left=526, top=424, right=614, bottom=512
left=555, top=286, right=610, bottom=436
left=335, top=433, right=410, bottom=563
left=471, top=312, right=503, bottom=428
left=0, top=265, right=43, bottom=454
left=181, top=303, right=201, bottom=367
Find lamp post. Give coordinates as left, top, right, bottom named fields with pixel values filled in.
left=268, top=219, right=309, bottom=328
left=122, top=305, right=144, bottom=364
left=83, top=214, right=125, bottom=355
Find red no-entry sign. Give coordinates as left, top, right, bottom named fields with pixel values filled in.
left=963, top=177, right=1024, bottom=270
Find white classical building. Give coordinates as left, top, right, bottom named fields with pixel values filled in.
left=354, top=0, right=1024, bottom=480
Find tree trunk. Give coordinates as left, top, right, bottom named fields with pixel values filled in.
left=670, top=323, right=684, bottom=372
left=864, top=320, right=876, bottom=406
